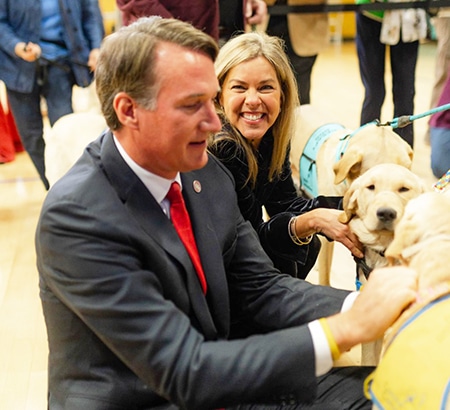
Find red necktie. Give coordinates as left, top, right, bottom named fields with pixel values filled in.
left=166, top=182, right=207, bottom=294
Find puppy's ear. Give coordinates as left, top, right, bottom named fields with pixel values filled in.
left=385, top=220, right=420, bottom=265
left=417, top=177, right=429, bottom=194
left=333, top=151, right=363, bottom=184
left=339, top=184, right=359, bottom=223
left=406, top=145, right=414, bottom=166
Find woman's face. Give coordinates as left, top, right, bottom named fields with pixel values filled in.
left=219, top=56, right=281, bottom=146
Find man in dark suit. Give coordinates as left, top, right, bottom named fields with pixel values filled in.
left=36, top=16, right=417, bottom=409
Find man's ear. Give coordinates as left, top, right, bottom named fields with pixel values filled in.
left=114, top=92, right=139, bottom=129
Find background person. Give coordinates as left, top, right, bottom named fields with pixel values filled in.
left=425, top=9, right=450, bottom=144
left=116, top=0, right=267, bottom=43
left=429, top=68, right=450, bottom=178
left=264, top=0, right=329, bottom=105
left=36, top=17, right=417, bottom=409
left=354, top=0, right=427, bottom=148
left=116, top=0, right=220, bottom=40
left=219, top=0, right=268, bottom=40
left=0, top=0, right=104, bottom=190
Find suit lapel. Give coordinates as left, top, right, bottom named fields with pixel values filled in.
left=181, top=171, right=230, bottom=338
left=99, top=133, right=223, bottom=339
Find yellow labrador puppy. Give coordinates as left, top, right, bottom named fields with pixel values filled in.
left=338, top=163, right=427, bottom=366
left=290, top=105, right=414, bottom=286
left=338, top=163, right=427, bottom=284
left=385, top=190, right=450, bottom=288
left=44, top=83, right=107, bottom=187
left=44, top=112, right=107, bottom=187
left=365, top=191, right=450, bottom=409
left=290, top=105, right=414, bottom=197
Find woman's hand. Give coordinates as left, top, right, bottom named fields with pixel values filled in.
left=294, top=209, right=364, bottom=258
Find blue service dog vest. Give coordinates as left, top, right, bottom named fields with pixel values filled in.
left=299, top=123, right=345, bottom=197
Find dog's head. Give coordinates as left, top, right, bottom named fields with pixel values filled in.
left=385, top=191, right=450, bottom=289
left=338, top=164, right=427, bottom=250
left=333, top=124, right=414, bottom=185
left=386, top=191, right=450, bottom=262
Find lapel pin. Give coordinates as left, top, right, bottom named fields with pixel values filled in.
left=192, top=180, right=202, bottom=193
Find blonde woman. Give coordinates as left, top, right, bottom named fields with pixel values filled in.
left=209, top=31, right=363, bottom=279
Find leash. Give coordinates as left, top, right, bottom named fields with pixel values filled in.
left=335, top=103, right=450, bottom=164
left=353, top=249, right=386, bottom=291
left=378, top=103, right=450, bottom=129
left=354, top=256, right=372, bottom=291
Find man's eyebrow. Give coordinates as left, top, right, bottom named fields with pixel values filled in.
left=183, top=90, right=219, bottom=100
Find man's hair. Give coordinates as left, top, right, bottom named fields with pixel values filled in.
left=212, top=31, right=299, bottom=185
left=95, top=17, right=219, bottom=130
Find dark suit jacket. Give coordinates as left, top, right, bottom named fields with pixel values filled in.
left=36, top=131, right=350, bottom=410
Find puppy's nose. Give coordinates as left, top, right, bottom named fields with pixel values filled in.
left=377, top=207, right=397, bottom=222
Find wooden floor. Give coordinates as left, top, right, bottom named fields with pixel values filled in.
left=0, top=38, right=438, bottom=409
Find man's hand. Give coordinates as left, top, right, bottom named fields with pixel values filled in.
left=327, top=266, right=418, bottom=353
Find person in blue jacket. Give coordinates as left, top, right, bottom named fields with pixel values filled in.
left=429, top=69, right=450, bottom=179
left=0, top=0, right=104, bottom=189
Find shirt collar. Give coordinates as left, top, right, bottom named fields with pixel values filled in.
left=112, top=134, right=182, bottom=204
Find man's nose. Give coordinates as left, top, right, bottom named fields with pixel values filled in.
left=202, top=102, right=222, bottom=133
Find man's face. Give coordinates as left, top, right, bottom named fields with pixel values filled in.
left=131, top=42, right=221, bottom=179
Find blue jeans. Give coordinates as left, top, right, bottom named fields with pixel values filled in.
left=356, top=13, right=418, bottom=148
left=430, top=127, right=450, bottom=178
left=7, top=60, right=75, bottom=189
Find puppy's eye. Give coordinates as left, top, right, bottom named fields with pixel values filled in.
left=366, top=184, right=375, bottom=190
left=399, top=187, right=410, bottom=193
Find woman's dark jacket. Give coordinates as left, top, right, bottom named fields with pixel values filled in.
left=209, top=128, right=342, bottom=279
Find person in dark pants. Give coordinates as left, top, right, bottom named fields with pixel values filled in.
left=219, top=0, right=267, bottom=41
left=36, top=16, right=418, bottom=410
left=264, top=0, right=329, bottom=105
left=0, top=0, right=104, bottom=190
left=355, top=8, right=425, bottom=148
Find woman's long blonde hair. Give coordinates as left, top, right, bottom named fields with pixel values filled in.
left=212, top=31, right=299, bottom=187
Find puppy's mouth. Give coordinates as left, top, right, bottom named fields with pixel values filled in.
left=373, top=222, right=396, bottom=233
